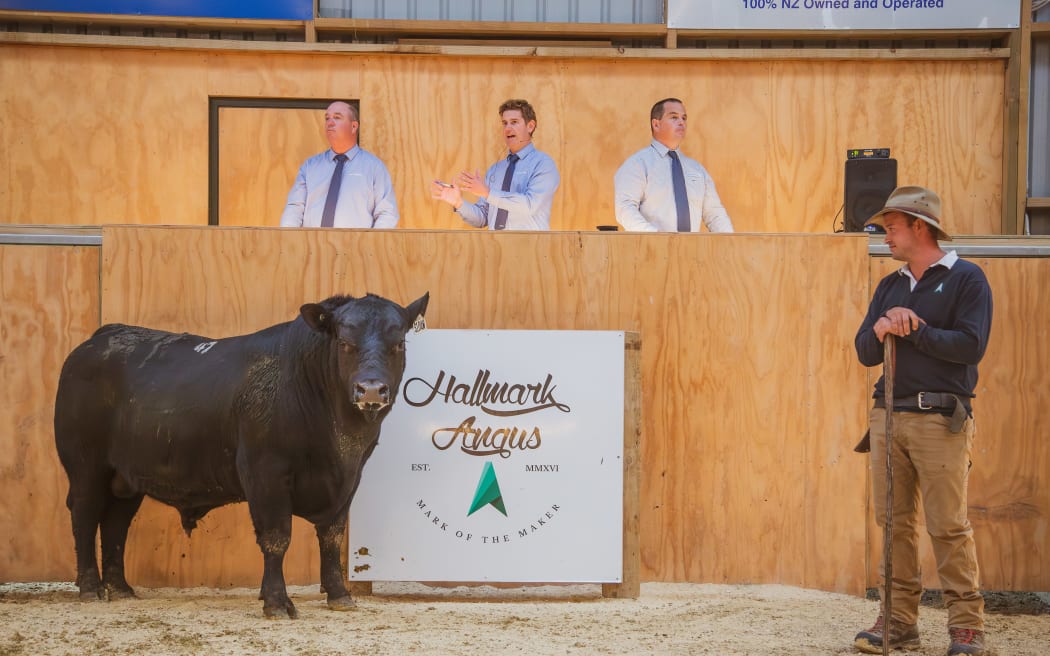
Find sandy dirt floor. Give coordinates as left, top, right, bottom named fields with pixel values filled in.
left=0, top=581, right=1046, bottom=655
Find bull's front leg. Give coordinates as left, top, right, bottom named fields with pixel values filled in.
left=245, top=486, right=297, bottom=619
left=316, top=517, right=355, bottom=611
left=253, top=510, right=296, bottom=618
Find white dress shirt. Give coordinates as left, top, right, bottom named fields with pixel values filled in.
left=614, top=140, right=733, bottom=233
left=280, top=146, right=399, bottom=228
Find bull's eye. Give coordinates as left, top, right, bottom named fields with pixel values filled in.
left=339, top=339, right=356, bottom=353
left=392, top=339, right=405, bottom=354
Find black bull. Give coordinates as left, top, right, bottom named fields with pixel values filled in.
left=54, top=292, right=429, bottom=618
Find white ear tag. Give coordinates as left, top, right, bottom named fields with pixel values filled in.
left=412, top=314, right=427, bottom=333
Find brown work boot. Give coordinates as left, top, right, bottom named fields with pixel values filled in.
left=947, top=627, right=987, bottom=655
left=854, top=615, right=921, bottom=653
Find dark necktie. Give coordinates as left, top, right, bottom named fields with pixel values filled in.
left=669, top=151, right=691, bottom=232
left=320, top=153, right=348, bottom=228
left=492, top=153, right=520, bottom=231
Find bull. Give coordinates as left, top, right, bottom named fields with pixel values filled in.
left=54, top=292, right=429, bottom=618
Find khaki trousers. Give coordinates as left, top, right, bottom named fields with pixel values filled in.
left=868, top=408, right=984, bottom=630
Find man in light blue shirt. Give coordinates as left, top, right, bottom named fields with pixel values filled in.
left=430, top=99, right=560, bottom=230
left=614, top=98, right=733, bottom=233
left=280, top=101, right=399, bottom=228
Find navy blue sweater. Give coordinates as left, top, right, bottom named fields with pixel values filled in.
left=855, top=256, right=993, bottom=410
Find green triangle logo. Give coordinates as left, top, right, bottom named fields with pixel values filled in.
left=467, top=461, right=507, bottom=517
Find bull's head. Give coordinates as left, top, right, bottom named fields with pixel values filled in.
left=300, top=292, right=429, bottom=422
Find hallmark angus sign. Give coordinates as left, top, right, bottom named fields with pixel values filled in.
left=348, top=330, right=626, bottom=583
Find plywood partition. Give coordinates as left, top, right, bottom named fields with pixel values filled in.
left=0, top=244, right=99, bottom=582
left=865, top=256, right=1050, bottom=592
left=95, top=226, right=874, bottom=592
left=4, top=231, right=1048, bottom=592
left=1, top=43, right=1005, bottom=234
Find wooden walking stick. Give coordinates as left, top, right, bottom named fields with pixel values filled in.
left=881, top=334, right=896, bottom=656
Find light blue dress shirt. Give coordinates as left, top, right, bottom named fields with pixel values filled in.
left=456, top=143, right=560, bottom=231
left=280, top=146, right=399, bottom=228
left=614, top=140, right=733, bottom=233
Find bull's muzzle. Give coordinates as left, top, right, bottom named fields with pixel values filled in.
left=354, top=380, right=391, bottom=421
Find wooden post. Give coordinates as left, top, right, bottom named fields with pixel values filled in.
left=603, top=332, right=641, bottom=599
left=305, top=0, right=318, bottom=42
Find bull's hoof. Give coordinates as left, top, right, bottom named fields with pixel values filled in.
left=106, top=590, right=135, bottom=601
left=263, top=601, right=299, bottom=620
left=79, top=589, right=104, bottom=602
left=327, top=595, right=357, bottom=611
left=105, top=585, right=136, bottom=601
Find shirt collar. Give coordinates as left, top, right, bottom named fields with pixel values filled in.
left=649, top=139, right=681, bottom=158
left=508, top=143, right=536, bottom=160
left=329, top=145, right=360, bottom=162
left=897, top=249, right=958, bottom=276
left=937, top=250, right=959, bottom=269
left=897, top=250, right=958, bottom=287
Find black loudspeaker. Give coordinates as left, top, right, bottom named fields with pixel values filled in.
left=844, top=158, right=897, bottom=232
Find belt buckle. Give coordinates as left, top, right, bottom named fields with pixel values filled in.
left=917, top=392, right=933, bottom=410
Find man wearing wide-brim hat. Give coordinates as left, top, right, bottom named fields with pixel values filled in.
left=852, top=186, right=994, bottom=656
left=865, top=184, right=953, bottom=242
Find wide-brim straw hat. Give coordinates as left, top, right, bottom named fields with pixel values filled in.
left=864, top=185, right=952, bottom=241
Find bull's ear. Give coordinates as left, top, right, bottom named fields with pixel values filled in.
left=300, top=303, right=332, bottom=334
left=403, top=292, right=430, bottom=330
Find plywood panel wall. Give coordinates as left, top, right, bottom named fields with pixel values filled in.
left=6, top=231, right=1047, bottom=592
left=94, top=226, right=873, bottom=592
left=864, top=255, right=1050, bottom=592
left=1, top=44, right=1005, bottom=234
left=0, top=244, right=99, bottom=582
left=0, top=47, right=212, bottom=226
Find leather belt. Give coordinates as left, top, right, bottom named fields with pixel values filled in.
left=873, top=392, right=970, bottom=433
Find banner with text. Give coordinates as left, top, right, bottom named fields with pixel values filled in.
left=667, top=0, right=1019, bottom=30
left=0, top=0, right=311, bottom=20
left=348, top=330, right=625, bottom=583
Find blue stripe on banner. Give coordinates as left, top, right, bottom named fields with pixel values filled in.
left=0, top=0, right=312, bottom=20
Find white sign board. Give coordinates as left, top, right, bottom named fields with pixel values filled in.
left=667, top=0, right=1019, bottom=30
left=348, top=330, right=625, bottom=583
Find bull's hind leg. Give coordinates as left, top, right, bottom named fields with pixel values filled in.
left=316, top=518, right=355, bottom=611
left=99, top=481, right=144, bottom=600
left=64, top=474, right=109, bottom=601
